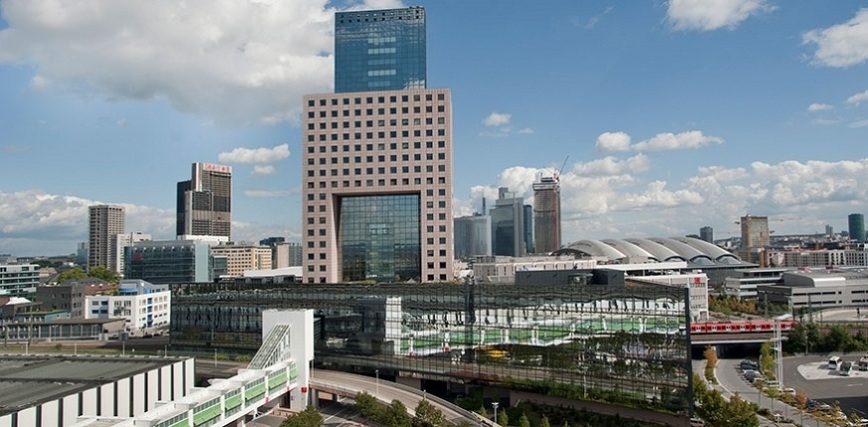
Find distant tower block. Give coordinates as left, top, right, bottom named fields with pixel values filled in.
left=849, top=213, right=865, bottom=243
left=700, top=226, right=713, bottom=243
left=533, top=175, right=561, bottom=254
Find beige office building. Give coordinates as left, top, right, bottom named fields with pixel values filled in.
left=209, top=245, right=273, bottom=277
left=88, top=205, right=125, bottom=271
left=301, top=89, right=454, bottom=284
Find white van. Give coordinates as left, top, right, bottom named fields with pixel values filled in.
left=829, top=356, right=842, bottom=369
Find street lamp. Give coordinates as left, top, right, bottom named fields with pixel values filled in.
left=375, top=369, right=380, bottom=396
left=492, top=401, right=499, bottom=425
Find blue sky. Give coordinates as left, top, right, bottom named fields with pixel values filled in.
left=1, top=0, right=867, bottom=256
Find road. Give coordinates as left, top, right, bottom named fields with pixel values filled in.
left=782, top=355, right=868, bottom=418
left=311, top=369, right=488, bottom=426
left=698, top=358, right=834, bottom=427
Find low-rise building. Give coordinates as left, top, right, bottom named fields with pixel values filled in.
left=209, top=244, right=273, bottom=277
left=758, top=268, right=868, bottom=312
left=125, top=239, right=216, bottom=284
left=723, top=267, right=788, bottom=300
left=0, top=263, right=40, bottom=297
left=85, top=279, right=171, bottom=335
left=35, top=278, right=117, bottom=318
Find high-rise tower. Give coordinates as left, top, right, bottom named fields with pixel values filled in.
left=301, top=6, right=453, bottom=283
left=739, top=215, right=769, bottom=264
left=533, top=176, right=561, bottom=254
left=849, top=213, right=865, bottom=243
left=88, top=204, right=125, bottom=271
left=176, top=162, right=232, bottom=239
left=334, top=7, right=426, bottom=93
left=491, top=187, right=526, bottom=257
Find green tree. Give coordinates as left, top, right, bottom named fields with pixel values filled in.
left=518, top=412, right=531, bottom=427
left=413, top=399, right=446, bottom=427
left=784, top=322, right=807, bottom=354
left=805, top=323, right=822, bottom=352
left=280, top=406, right=323, bottom=427
left=87, top=266, right=120, bottom=283
left=759, top=342, right=775, bottom=380
left=55, top=267, right=88, bottom=283
left=540, top=415, right=551, bottom=427
left=498, top=410, right=509, bottom=426
left=693, top=373, right=758, bottom=427
left=826, top=324, right=854, bottom=352
left=561, top=422, right=570, bottom=427
left=353, top=391, right=381, bottom=421
left=477, top=404, right=488, bottom=418
left=384, top=400, right=412, bottom=427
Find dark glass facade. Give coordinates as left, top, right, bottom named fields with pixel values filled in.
left=171, top=280, right=691, bottom=414
left=339, top=194, right=421, bottom=282
left=334, top=7, right=427, bottom=93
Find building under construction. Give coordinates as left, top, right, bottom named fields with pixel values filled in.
left=533, top=175, right=561, bottom=254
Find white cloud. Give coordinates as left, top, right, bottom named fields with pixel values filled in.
left=218, top=144, right=290, bottom=164
left=482, top=112, right=511, bottom=127
left=811, top=118, right=839, bottom=126
left=807, top=103, right=834, bottom=112
left=596, top=130, right=722, bottom=152
left=633, top=130, right=723, bottom=151
left=572, top=154, right=650, bottom=176
left=595, top=131, right=632, bottom=152
left=516, top=128, right=534, bottom=134
left=244, top=190, right=291, bottom=197
left=574, top=6, right=613, bottom=30
left=803, top=9, right=868, bottom=68
left=455, top=157, right=868, bottom=244
left=0, top=189, right=174, bottom=255
left=252, top=165, right=276, bottom=175
left=0, top=0, right=386, bottom=125
left=850, top=119, right=868, bottom=128
left=667, top=0, right=774, bottom=31
left=846, top=90, right=868, bottom=106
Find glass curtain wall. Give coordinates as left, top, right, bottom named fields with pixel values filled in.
left=171, top=280, right=689, bottom=413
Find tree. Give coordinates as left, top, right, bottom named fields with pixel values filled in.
left=87, top=266, right=120, bottom=283
left=384, top=400, right=412, bottom=427
left=477, top=404, right=488, bottom=418
left=498, top=410, right=509, bottom=426
left=692, top=374, right=759, bottom=427
left=55, top=267, right=88, bottom=284
left=518, top=412, right=531, bottom=427
left=795, top=389, right=808, bottom=410
left=353, top=391, right=381, bottom=421
left=413, top=399, right=446, bottom=427
left=759, top=342, right=775, bottom=380
left=703, top=346, right=718, bottom=368
left=280, top=406, right=323, bottom=427
left=540, top=415, right=551, bottom=427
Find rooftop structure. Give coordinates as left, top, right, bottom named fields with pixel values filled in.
left=334, top=7, right=426, bottom=93
left=0, top=355, right=190, bottom=426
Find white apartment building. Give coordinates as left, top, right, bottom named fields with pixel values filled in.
left=85, top=279, right=170, bottom=335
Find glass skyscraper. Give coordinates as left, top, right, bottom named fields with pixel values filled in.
left=334, top=7, right=427, bottom=93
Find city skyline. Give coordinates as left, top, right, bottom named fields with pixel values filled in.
left=2, top=1, right=868, bottom=256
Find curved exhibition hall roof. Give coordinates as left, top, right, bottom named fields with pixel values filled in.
left=555, top=236, right=742, bottom=266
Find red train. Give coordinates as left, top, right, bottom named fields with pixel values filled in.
left=689, top=319, right=796, bottom=334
